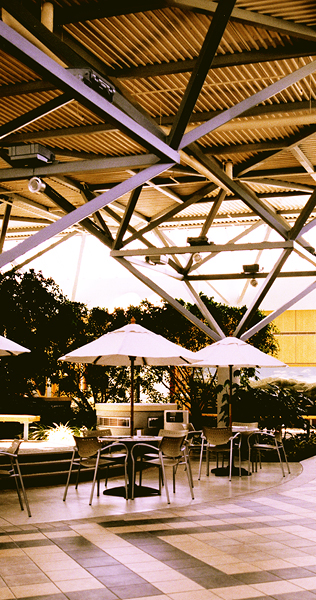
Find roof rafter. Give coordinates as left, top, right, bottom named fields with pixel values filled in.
left=168, top=0, right=237, bottom=149
left=0, top=154, right=159, bottom=181
left=236, top=124, right=316, bottom=177
left=0, top=21, right=179, bottom=162
left=119, top=181, right=217, bottom=247
left=111, top=42, right=316, bottom=79
left=55, top=0, right=316, bottom=43
left=1, top=0, right=166, bottom=142
left=42, top=182, right=114, bottom=247
left=0, top=161, right=174, bottom=269
left=180, top=58, right=316, bottom=149
left=170, top=1, right=316, bottom=41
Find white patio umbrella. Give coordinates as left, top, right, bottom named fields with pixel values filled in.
left=192, top=336, right=286, bottom=424
left=0, top=334, right=30, bottom=357
left=59, top=322, right=196, bottom=435
left=194, top=337, right=286, bottom=369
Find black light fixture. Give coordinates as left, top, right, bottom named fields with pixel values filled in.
left=242, top=264, right=260, bottom=287
left=145, top=255, right=168, bottom=266
left=70, top=68, right=115, bottom=102
left=187, top=235, right=211, bottom=246
left=242, top=264, right=260, bottom=274
left=8, top=143, right=54, bottom=166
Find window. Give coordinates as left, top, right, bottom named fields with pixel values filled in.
left=99, top=416, right=130, bottom=427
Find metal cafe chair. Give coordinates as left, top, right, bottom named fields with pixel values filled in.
left=63, top=435, right=128, bottom=504
left=131, top=431, right=194, bottom=503
left=198, top=426, right=242, bottom=481
left=0, top=438, right=31, bottom=517
left=248, top=430, right=291, bottom=477
left=185, top=427, right=203, bottom=458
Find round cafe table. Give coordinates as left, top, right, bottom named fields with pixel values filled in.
left=99, top=435, right=161, bottom=498
left=211, top=424, right=259, bottom=477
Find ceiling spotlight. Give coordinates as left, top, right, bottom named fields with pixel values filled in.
left=28, top=177, right=46, bottom=194
left=250, top=277, right=258, bottom=287
left=193, top=252, right=202, bottom=264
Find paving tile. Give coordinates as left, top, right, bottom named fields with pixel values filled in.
left=106, top=582, right=162, bottom=598
left=207, top=585, right=266, bottom=599
left=271, top=567, right=316, bottom=579
left=234, top=571, right=282, bottom=584
left=168, top=591, right=233, bottom=600
left=56, top=578, right=105, bottom=593
left=3, top=574, right=51, bottom=587
left=9, top=583, right=61, bottom=598
left=0, top=456, right=315, bottom=600
left=149, top=578, right=204, bottom=593
left=289, top=576, right=316, bottom=590
left=0, top=590, right=14, bottom=600
left=251, top=580, right=308, bottom=594
left=65, top=591, right=118, bottom=600
left=97, top=574, right=147, bottom=587
left=45, top=568, right=93, bottom=582
left=272, top=593, right=316, bottom=600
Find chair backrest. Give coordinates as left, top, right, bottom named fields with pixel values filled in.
left=162, top=422, right=186, bottom=432
left=73, top=435, right=102, bottom=458
left=159, top=432, right=187, bottom=458
left=202, top=426, right=232, bottom=446
left=101, top=441, right=128, bottom=457
left=96, top=426, right=112, bottom=436
left=273, top=430, right=283, bottom=443
left=6, top=439, right=22, bottom=456
left=232, top=422, right=258, bottom=430
left=82, top=429, right=99, bottom=437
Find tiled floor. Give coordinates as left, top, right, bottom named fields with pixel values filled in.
left=2, top=454, right=316, bottom=599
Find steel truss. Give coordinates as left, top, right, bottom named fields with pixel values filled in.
left=0, top=1, right=316, bottom=343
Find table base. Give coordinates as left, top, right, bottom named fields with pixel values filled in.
left=103, top=484, right=160, bottom=499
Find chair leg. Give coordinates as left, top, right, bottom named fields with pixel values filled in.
left=14, top=459, right=31, bottom=517
left=158, top=466, right=162, bottom=495
left=229, top=440, right=233, bottom=481
left=89, top=451, right=101, bottom=505
left=185, top=450, right=194, bottom=490
left=123, top=459, right=128, bottom=500
left=12, top=466, right=24, bottom=511
left=131, top=453, right=136, bottom=500
left=160, top=454, right=170, bottom=504
left=206, top=445, right=210, bottom=476
left=198, top=439, right=205, bottom=480
left=275, top=443, right=285, bottom=477
left=63, top=449, right=75, bottom=501
left=280, top=442, right=291, bottom=474
left=138, top=455, right=142, bottom=486
left=183, top=453, right=194, bottom=500
left=258, top=450, right=262, bottom=470
left=238, top=446, right=242, bottom=477
left=104, top=465, right=109, bottom=489
left=75, top=462, right=81, bottom=489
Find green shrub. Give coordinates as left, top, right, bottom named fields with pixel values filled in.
left=283, top=432, right=316, bottom=461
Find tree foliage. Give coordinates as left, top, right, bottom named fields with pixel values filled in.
left=0, top=269, right=280, bottom=430
left=230, top=377, right=313, bottom=430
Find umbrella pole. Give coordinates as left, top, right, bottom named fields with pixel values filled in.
left=229, top=365, right=233, bottom=427
left=129, top=356, right=135, bottom=436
